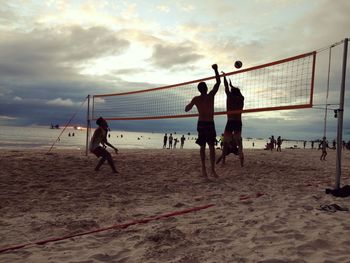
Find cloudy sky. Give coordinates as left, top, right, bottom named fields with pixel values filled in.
left=0, top=0, right=349, bottom=140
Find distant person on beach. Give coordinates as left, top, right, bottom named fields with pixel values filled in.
left=270, top=135, right=275, bottom=151
left=169, top=133, right=173, bottom=149
left=320, top=136, right=328, bottom=161
left=217, top=72, right=244, bottom=166
left=163, top=134, right=167, bottom=149
left=89, top=117, right=118, bottom=173
left=303, top=141, right=307, bottom=149
left=311, top=141, right=314, bottom=149
left=185, top=64, right=221, bottom=178
left=219, top=133, right=224, bottom=149
left=180, top=135, right=186, bottom=149
left=276, top=136, right=282, bottom=152
left=174, top=138, right=178, bottom=148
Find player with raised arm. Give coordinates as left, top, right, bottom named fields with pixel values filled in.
left=185, top=64, right=221, bottom=178
left=217, top=72, right=244, bottom=167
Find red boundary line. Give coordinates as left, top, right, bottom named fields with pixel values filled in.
left=0, top=204, right=214, bottom=254
left=239, top=192, right=265, bottom=201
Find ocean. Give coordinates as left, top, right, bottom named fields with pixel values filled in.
left=0, top=125, right=311, bottom=151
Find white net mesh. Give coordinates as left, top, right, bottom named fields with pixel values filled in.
left=93, top=51, right=316, bottom=120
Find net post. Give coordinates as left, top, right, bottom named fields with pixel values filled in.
left=85, top=95, right=91, bottom=156
left=335, top=38, right=348, bottom=189
left=309, top=51, right=317, bottom=106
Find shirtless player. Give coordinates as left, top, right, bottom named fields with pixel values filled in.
left=185, top=64, right=221, bottom=178
left=90, top=117, right=118, bottom=173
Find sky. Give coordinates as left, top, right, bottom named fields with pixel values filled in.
left=0, top=0, right=349, bottom=140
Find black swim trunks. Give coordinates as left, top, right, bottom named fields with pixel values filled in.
left=92, top=146, right=111, bottom=159
left=227, top=141, right=239, bottom=155
left=225, top=119, right=242, bottom=133
left=196, top=121, right=217, bottom=146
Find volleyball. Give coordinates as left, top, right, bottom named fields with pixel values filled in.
left=235, top=60, right=243, bottom=69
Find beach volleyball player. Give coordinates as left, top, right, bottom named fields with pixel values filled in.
left=219, top=72, right=245, bottom=166
left=185, top=64, right=221, bottom=178
left=90, top=117, right=119, bottom=173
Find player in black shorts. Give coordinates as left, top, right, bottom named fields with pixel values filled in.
left=185, top=64, right=221, bottom=178
left=218, top=72, right=244, bottom=166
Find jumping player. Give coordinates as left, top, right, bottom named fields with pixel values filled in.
left=219, top=72, right=244, bottom=166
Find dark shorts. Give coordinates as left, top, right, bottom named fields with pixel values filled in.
left=225, top=119, right=242, bottom=133
left=230, top=145, right=239, bottom=155
left=92, top=146, right=111, bottom=159
left=225, top=140, right=239, bottom=156
left=196, top=121, right=217, bottom=146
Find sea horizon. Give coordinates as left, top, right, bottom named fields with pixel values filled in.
left=0, top=125, right=320, bottom=151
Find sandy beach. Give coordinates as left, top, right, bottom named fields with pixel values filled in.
left=0, top=148, right=350, bottom=262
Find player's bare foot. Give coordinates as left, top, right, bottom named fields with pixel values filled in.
left=239, top=153, right=244, bottom=167
left=211, top=170, right=219, bottom=178
left=201, top=167, right=208, bottom=178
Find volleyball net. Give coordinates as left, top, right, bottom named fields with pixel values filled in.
left=92, top=51, right=316, bottom=121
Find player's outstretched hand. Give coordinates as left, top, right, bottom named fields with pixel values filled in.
left=114, top=148, right=119, bottom=154
left=212, top=64, right=218, bottom=70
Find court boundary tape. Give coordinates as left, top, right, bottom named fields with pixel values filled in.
left=0, top=204, right=214, bottom=254
left=239, top=192, right=265, bottom=201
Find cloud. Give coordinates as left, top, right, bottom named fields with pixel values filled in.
left=0, top=26, right=129, bottom=74
left=292, top=1, right=350, bottom=43
left=150, top=42, right=204, bottom=68
left=0, top=25, right=131, bottom=99
left=181, top=4, right=195, bottom=12
left=156, top=5, right=170, bottom=13
left=0, top=0, right=349, bottom=141
left=111, top=68, right=148, bottom=76
left=117, top=29, right=162, bottom=46
left=177, top=22, right=215, bottom=38
left=93, top=97, right=106, bottom=104
left=120, top=3, right=138, bottom=19
left=176, top=0, right=233, bottom=16
left=46, top=98, right=77, bottom=107
left=0, top=2, right=17, bottom=26
left=0, top=115, right=18, bottom=120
